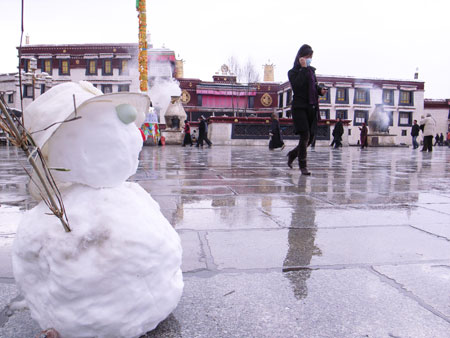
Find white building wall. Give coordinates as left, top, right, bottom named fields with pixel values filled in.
left=278, top=79, right=426, bottom=146
left=423, top=104, right=450, bottom=138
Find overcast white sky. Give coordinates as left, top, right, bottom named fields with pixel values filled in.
left=1, top=0, right=449, bottom=98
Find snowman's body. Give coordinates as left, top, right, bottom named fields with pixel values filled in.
left=12, top=82, right=183, bottom=338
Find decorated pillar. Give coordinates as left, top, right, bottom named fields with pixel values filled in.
left=136, top=0, right=148, bottom=92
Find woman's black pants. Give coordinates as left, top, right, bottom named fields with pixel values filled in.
left=289, top=129, right=310, bottom=168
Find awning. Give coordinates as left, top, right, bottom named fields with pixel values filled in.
left=196, top=89, right=256, bottom=96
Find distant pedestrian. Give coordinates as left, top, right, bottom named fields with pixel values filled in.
left=410, top=119, right=420, bottom=149
left=182, top=120, right=193, bottom=147
left=332, top=118, right=344, bottom=148
left=434, top=133, right=440, bottom=146
left=196, top=115, right=212, bottom=148
left=359, top=123, right=368, bottom=149
left=286, top=44, right=327, bottom=175
left=447, top=132, right=450, bottom=147
left=439, top=133, right=444, bottom=146
left=269, top=113, right=285, bottom=150
left=420, top=114, right=436, bottom=152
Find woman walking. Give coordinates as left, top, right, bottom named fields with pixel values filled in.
left=286, top=44, right=327, bottom=175
left=182, top=120, right=193, bottom=147
left=269, top=112, right=285, bottom=150
left=359, top=122, right=368, bottom=149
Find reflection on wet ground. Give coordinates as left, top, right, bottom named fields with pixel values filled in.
left=1, top=145, right=450, bottom=337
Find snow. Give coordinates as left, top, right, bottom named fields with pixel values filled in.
left=47, top=101, right=142, bottom=188
left=12, top=82, right=183, bottom=337
left=13, top=182, right=183, bottom=338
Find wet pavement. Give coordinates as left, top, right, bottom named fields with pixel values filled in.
left=1, top=145, right=450, bottom=337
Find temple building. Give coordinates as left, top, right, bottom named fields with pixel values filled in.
left=16, top=43, right=140, bottom=109
left=177, top=64, right=278, bottom=122
left=1, top=41, right=448, bottom=146
left=2, top=43, right=177, bottom=111
left=277, top=75, right=432, bottom=145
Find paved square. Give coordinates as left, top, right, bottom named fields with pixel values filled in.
left=1, top=146, right=449, bottom=337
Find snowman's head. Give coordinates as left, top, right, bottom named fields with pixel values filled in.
left=46, top=94, right=149, bottom=188
left=23, top=81, right=149, bottom=189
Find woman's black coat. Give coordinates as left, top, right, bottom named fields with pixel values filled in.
left=288, top=65, right=322, bottom=135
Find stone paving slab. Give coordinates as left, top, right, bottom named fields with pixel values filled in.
left=178, top=232, right=205, bottom=272
left=145, top=269, right=450, bottom=338
left=174, top=208, right=280, bottom=230
left=410, top=224, right=450, bottom=240
left=265, top=205, right=450, bottom=228
left=1, top=146, right=450, bottom=337
left=8, top=267, right=447, bottom=338
left=417, top=203, right=450, bottom=215
left=373, top=263, right=450, bottom=319
left=205, top=226, right=450, bottom=270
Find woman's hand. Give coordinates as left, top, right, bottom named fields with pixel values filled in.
left=299, top=57, right=307, bottom=67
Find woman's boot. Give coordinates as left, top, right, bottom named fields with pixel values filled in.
left=287, top=149, right=297, bottom=168
left=299, top=159, right=311, bottom=175
left=300, top=167, right=311, bottom=175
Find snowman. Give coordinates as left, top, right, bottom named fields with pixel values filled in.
left=12, top=81, right=183, bottom=338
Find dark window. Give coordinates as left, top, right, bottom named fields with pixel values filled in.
left=248, top=96, right=254, bottom=109
left=86, top=60, right=97, bottom=75
left=335, top=88, right=348, bottom=104
left=23, top=59, right=30, bottom=72
left=383, top=89, right=394, bottom=105
left=348, top=128, right=351, bottom=135
left=354, top=88, right=370, bottom=105
left=401, top=130, right=407, bottom=136
left=319, top=109, right=330, bottom=120
left=8, top=94, right=14, bottom=103
left=319, top=87, right=330, bottom=103
left=197, top=94, right=202, bottom=106
left=102, top=59, right=113, bottom=76
left=354, top=110, right=369, bottom=126
left=278, top=93, right=283, bottom=108
left=118, top=84, right=130, bottom=92
left=286, top=89, right=292, bottom=105
left=398, top=111, right=412, bottom=126
left=23, top=84, right=33, bottom=98
left=336, top=110, right=348, bottom=120
left=41, top=59, right=52, bottom=74
left=101, top=84, right=113, bottom=94
left=399, top=90, right=414, bottom=106
left=40, top=84, right=46, bottom=94
left=119, top=60, right=129, bottom=75
left=59, top=60, right=70, bottom=75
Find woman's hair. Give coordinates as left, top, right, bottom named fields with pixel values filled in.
left=293, top=44, right=313, bottom=67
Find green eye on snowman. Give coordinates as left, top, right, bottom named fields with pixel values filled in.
left=115, top=104, right=138, bottom=124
